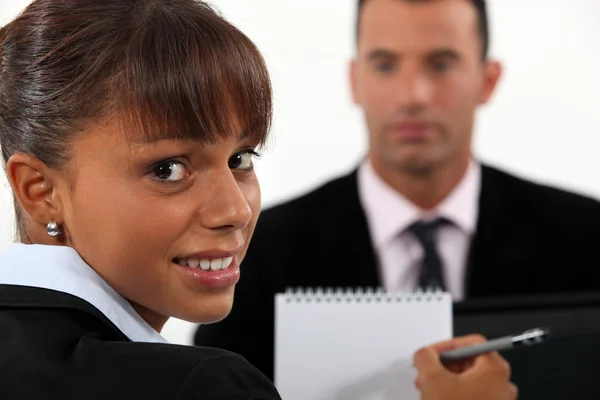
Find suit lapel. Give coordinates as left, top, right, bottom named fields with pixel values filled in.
left=314, top=165, right=540, bottom=296
left=317, top=171, right=381, bottom=289
left=465, top=166, right=539, bottom=298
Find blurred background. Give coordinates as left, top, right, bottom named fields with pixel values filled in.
left=1, top=0, right=599, bottom=344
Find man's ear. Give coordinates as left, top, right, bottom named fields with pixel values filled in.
left=5, top=153, right=65, bottom=230
left=480, top=60, right=502, bottom=104
left=350, top=58, right=361, bottom=105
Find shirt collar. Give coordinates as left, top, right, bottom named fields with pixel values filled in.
left=0, top=243, right=169, bottom=344
left=357, top=158, right=481, bottom=248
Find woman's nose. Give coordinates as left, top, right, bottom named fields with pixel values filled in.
left=198, top=170, right=253, bottom=231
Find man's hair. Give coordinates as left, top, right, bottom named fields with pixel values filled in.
left=356, top=0, right=490, bottom=60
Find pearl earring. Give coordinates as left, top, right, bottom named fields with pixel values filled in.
left=46, top=221, right=60, bottom=237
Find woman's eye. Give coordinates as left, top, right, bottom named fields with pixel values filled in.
left=229, top=150, right=258, bottom=170
left=151, top=160, right=189, bottom=182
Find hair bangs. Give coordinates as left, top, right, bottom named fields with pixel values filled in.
left=113, top=1, right=272, bottom=146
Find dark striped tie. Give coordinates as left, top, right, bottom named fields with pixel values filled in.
left=408, top=218, right=448, bottom=291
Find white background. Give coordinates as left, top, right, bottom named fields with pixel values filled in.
left=1, top=1, right=599, bottom=345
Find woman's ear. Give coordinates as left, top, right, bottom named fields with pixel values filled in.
left=5, top=153, right=65, bottom=233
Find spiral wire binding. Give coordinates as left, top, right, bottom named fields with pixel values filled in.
left=281, top=287, right=447, bottom=303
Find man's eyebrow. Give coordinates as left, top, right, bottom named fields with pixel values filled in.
left=365, top=48, right=462, bottom=62
left=427, top=49, right=462, bottom=60
left=366, top=49, right=398, bottom=61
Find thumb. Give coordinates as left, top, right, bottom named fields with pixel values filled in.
left=413, top=346, right=445, bottom=378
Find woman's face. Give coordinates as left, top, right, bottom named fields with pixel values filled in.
left=58, top=118, right=261, bottom=330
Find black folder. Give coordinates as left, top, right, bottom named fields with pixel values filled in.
left=454, top=291, right=600, bottom=400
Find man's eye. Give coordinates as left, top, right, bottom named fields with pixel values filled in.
left=375, top=62, right=395, bottom=73
left=151, top=160, right=189, bottom=182
left=431, top=60, right=452, bottom=73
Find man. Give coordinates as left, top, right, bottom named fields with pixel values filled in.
left=195, top=0, right=600, bottom=388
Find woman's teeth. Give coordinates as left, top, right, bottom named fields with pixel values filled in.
left=175, top=257, right=233, bottom=271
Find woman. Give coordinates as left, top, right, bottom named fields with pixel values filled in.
left=0, top=0, right=281, bottom=398
left=0, top=1, right=516, bottom=399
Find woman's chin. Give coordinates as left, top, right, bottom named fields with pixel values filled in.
left=190, top=307, right=232, bottom=324
left=174, top=293, right=235, bottom=324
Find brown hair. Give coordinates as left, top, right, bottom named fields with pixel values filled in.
left=0, top=0, right=273, bottom=240
left=356, top=0, right=490, bottom=60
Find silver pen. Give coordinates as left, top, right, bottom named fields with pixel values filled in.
left=439, top=327, right=550, bottom=363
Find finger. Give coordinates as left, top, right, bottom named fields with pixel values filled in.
left=413, top=346, right=445, bottom=377
left=444, top=358, right=474, bottom=374
left=414, top=334, right=486, bottom=375
left=414, top=378, right=421, bottom=390
left=508, top=382, right=519, bottom=400
left=471, top=349, right=508, bottom=368
left=414, top=335, right=491, bottom=380
left=466, top=351, right=512, bottom=381
left=488, top=352, right=512, bottom=379
left=428, top=334, right=487, bottom=354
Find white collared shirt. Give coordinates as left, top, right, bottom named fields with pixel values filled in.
left=0, top=243, right=169, bottom=343
left=357, top=159, right=481, bottom=300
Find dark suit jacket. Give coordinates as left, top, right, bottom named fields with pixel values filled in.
left=194, top=164, right=600, bottom=381
left=0, top=284, right=281, bottom=399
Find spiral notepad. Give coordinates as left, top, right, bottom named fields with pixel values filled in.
left=274, top=288, right=452, bottom=400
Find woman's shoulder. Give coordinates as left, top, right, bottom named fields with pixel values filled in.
left=87, top=340, right=282, bottom=399
left=171, top=344, right=282, bottom=399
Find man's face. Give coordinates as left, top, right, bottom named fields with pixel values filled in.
left=351, top=0, right=501, bottom=175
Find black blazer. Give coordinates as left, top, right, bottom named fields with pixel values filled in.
left=0, top=284, right=281, bottom=399
left=194, top=164, right=600, bottom=381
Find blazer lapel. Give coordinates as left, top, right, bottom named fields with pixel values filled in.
left=465, top=166, right=539, bottom=298
left=316, top=170, right=381, bottom=289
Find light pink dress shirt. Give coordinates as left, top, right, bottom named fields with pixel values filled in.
left=357, top=159, right=481, bottom=300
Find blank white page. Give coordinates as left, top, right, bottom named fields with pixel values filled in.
left=274, top=289, right=452, bottom=400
